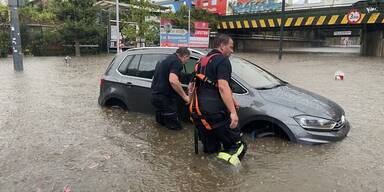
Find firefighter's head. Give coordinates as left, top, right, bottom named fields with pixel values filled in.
left=176, top=47, right=191, bottom=64
left=214, top=34, right=234, bottom=58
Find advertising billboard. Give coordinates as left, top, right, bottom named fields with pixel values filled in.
left=194, top=0, right=228, bottom=15
left=160, top=19, right=210, bottom=48
left=227, top=0, right=282, bottom=15
left=194, top=0, right=283, bottom=15
left=156, top=0, right=192, bottom=12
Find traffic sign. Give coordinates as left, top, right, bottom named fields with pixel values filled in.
left=347, top=9, right=361, bottom=24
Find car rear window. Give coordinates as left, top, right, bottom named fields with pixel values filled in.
left=105, top=53, right=126, bottom=75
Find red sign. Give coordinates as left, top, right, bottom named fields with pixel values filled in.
left=347, top=9, right=361, bottom=24
left=195, top=0, right=227, bottom=15
left=190, top=22, right=210, bottom=48
left=194, top=21, right=209, bottom=29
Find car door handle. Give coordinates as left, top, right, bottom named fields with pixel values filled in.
left=126, top=82, right=133, bottom=87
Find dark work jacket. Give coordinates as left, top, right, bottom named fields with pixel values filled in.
left=196, top=49, right=232, bottom=114
left=151, top=53, right=183, bottom=98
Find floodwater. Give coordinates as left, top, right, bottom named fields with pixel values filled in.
left=0, top=52, right=383, bottom=192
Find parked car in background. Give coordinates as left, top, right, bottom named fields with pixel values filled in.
left=98, top=47, right=350, bottom=144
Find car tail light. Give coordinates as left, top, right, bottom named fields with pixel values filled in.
left=100, top=78, right=105, bottom=88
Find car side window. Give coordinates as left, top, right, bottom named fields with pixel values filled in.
left=137, top=54, right=167, bottom=79
left=181, top=58, right=198, bottom=85
left=118, top=55, right=134, bottom=75
left=126, top=55, right=141, bottom=76
left=230, top=79, right=247, bottom=94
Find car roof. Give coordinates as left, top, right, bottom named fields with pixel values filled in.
left=123, top=47, right=209, bottom=56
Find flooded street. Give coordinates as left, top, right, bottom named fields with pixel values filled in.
left=0, top=53, right=383, bottom=191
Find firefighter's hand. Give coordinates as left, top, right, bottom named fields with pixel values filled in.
left=183, top=95, right=190, bottom=105
left=230, top=112, right=239, bottom=129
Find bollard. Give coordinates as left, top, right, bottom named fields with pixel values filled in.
left=64, top=56, right=72, bottom=66
left=334, top=70, right=345, bottom=80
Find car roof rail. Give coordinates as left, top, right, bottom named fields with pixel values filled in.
left=124, top=46, right=207, bottom=56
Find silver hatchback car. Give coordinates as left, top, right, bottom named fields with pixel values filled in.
left=99, top=47, right=350, bottom=144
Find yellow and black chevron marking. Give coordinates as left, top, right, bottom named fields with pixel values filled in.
left=217, top=12, right=384, bottom=29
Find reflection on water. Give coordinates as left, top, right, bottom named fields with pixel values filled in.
left=0, top=53, right=383, bottom=191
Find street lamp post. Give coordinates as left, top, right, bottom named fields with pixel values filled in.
left=188, top=8, right=190, bottom=47
left=278, top=0, right=285, bottom=60
left=116, top=0, right=120, bottom=54
left=8, top=0, right=23, bottom=71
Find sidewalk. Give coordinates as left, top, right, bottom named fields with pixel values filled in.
left=263, top=46, right=361, bottom=54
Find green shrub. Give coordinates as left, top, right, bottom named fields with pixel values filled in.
left=0, top=30, right=10, bottom=58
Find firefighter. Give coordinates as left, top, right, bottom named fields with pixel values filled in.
left=151, top=47, right=190, bottom=130
left=189, top=34, right=246, bottom=166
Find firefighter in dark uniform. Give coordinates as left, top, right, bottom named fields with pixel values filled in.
left=189, top=34, right=246, bottom=166
left=151, top=47, right=190, bottom=130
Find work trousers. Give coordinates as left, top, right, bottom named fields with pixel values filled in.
left=195, top=112, right=246, bottom=158
left=151, top=94, right=182, bottom=130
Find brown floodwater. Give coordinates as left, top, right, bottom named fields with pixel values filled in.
left=0, top=52, right=383, bottom=191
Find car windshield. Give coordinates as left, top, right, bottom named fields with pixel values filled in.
left=230, top=57, right=284, bottom=89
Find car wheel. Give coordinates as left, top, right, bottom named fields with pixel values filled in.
left=244, top=120, right=290, bottom=141
left=105, top=98, right=128, bottom=110
left=251, top=128, right=276, bottom=138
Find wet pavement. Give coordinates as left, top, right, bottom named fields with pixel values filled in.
left=0, top=53, right=383, bottom=192
left=264, top=47, right=361, bottom=54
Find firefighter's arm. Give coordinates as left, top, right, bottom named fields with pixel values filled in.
left=188, top=82, right=195, bottom=100
left=233, top=96, right=239, bottom=110
left=218, top=79, right=238, bottom=129
left=169, top=73, right=189, bottom=103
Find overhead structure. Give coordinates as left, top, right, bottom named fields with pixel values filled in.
left=94, top=0, right=170, bottom=13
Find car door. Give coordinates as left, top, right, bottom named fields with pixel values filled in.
left=180, top=57, right=198, bottom=86
left=132, top=54, right=168, bottom=114
left=178, top=57, right=199, bottom=120
left=118, top=54, right=141, bottom=111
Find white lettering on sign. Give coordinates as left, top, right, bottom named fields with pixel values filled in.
left=334, top=31, right=352, bottom=36
left=366, top=7, right=377, bottom=13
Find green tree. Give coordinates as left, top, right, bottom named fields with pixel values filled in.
left=53, top=0, right=104, bottom=56
left=19, top=6, right=56, bottom=24
left=161, top=6, right=218, bottom=31
left=18, top=3, right=57, bottom=55
left=0, top=4, right=10, bottom=58
left=120, top=0, right=160, bottom=47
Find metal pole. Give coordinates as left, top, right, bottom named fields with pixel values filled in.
left=188, top=8, right=190, bottom=48
left=278, top=0, right=285, bottom=60
left=115, top=0, right=120, bottom=54
left=107, top=10, right=111, bottom=54
left=8, top=0, right=23, bottom=71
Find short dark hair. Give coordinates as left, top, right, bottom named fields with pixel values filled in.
left=213, top=34, right=232, bottom=48
left=176, top=47, right=190, bottom=57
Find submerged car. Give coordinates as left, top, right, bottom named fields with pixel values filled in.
left=98, top=47, right=350, bottom=144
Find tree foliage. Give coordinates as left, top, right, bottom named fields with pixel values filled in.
left=120, top=0, right=160, bottom=46
left=19, top=6, right=56, bottom=24
left=161, top=6, right=219, bottom=31
left=0, top=4, right=9, bottom=57
left=53, top=0, right=105, bottom=56
left=0, top=4, right=8, bottom=23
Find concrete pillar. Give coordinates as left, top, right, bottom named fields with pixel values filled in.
left=236, top=40, right=244, bottom=51
left=361, top=28, right=384, bottom=57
